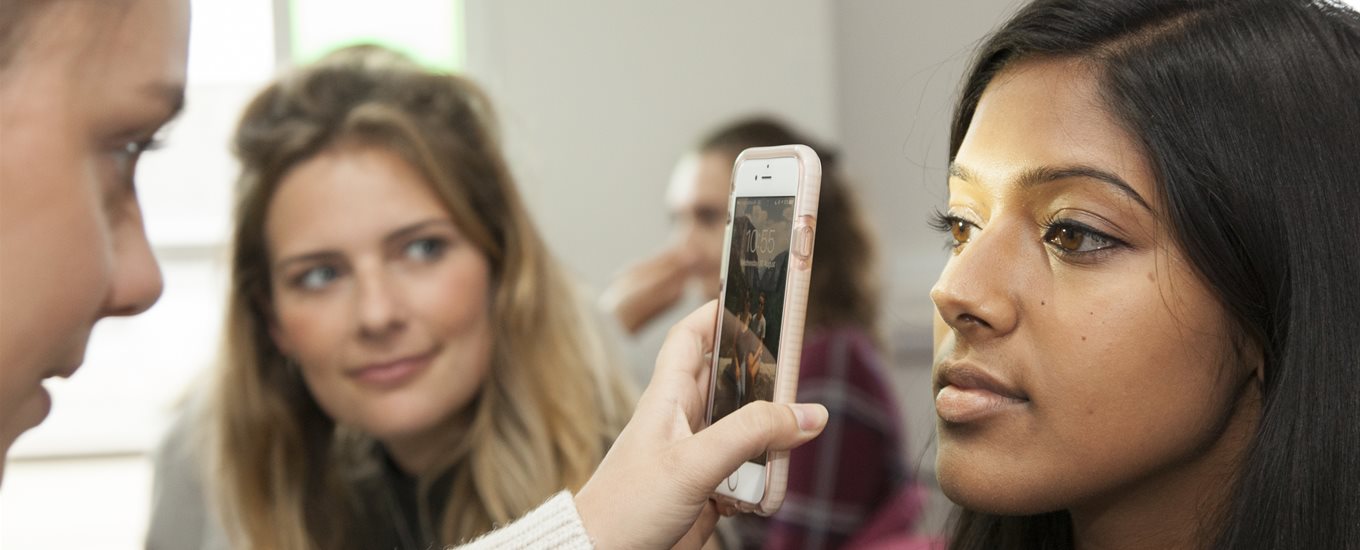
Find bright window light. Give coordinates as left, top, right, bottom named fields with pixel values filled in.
left=289, top=0, right=464, bottom=70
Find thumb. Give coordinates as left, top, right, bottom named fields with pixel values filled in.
left=675, top=402, right=828, bottom=491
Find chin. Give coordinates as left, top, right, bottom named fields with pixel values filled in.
left=359, top=399, right=457, bottom=440
left=937, top=449, right=1068, bottom=516
left=359, top=413, right=442, bottom=442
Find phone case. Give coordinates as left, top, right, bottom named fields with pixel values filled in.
left=709, top=144, right=822, bottom=516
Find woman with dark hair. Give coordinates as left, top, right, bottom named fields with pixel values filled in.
left=931, top=0, right=1360, bottom=548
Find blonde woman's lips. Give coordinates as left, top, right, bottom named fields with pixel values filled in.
left=350, top=349, right=436, bottom=389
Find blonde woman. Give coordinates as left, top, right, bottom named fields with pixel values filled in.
left=151, top=46, right=635, bottom=549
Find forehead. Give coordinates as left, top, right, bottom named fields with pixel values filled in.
left=266, top=147, right=451, bottom=252
left=16, top=0, right=188, bottom=87
left=954, top=57, right=1158, bottom=204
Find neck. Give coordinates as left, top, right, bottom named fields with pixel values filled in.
left=380, top=407, right=474, bottom=476
left=1070, top=380, right=1261, bottom=550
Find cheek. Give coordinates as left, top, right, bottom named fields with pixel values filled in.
left=0, top=121, right=114, bottom=374
left=939, top=263, right=1241, bottom=514
left=419, top=254, right=494, bottom=347
left=1039, top=266, right=1234, bottom=432
left=273, top=297, right=349, bottom=366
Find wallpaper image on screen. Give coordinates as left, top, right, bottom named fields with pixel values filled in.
left=710, top=196, right=795, bottom=464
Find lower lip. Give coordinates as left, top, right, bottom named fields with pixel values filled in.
left=351, top=354, right=433, bottom=389
left=936, top=385, right=1027, bottom=423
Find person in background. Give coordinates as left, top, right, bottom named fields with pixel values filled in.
left=604, top=118, right=926, bottom=548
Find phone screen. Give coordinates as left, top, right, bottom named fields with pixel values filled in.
left=709, top=195, right=797, bottom=464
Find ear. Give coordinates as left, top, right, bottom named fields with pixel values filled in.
left=1240, top=334, right=1266, bottom=387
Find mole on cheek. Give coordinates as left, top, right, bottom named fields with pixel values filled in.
left=1147, top=272, right=1155, bottom=282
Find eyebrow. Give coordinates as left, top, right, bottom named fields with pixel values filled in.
left=949, top=162, right=1152, bottom=212
left=272, top=219, right=455, bottom=273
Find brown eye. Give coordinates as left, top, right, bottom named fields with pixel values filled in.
left=1051, top=226, right=1084, bottom=251
left=1042, top=221, right=1118, bottom=255
left=930, top=211, right=980, bottom=251
left=951, top=219, right=974, bottom=244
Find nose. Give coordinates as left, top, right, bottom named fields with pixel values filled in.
left=929, top=223, right=1022, bottom=342
left=101, top=206, right=164, bottom=318
left=353, top=262, right=407, bottom=340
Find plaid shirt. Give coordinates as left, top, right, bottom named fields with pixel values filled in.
left=734, top=326, right=924, bottom=549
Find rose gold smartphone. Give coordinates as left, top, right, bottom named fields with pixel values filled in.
left=704, top=145, right=820, bottom=515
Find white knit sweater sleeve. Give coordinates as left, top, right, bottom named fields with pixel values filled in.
left=453, top=491, right=595, bottom=549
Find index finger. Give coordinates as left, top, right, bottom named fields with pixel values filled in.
left=644, top=300, right=719, bottom=400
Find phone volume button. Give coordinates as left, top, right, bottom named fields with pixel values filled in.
left=795, top=226, right=814, bottom=258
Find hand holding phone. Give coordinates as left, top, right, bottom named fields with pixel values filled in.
left=704, top=145, right=821, bottom=515
left=571, top=302, right=828, bottom=549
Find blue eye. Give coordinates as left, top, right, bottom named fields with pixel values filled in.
left=295, top=265, right=339, bottom=290
left=404, top=238, right=447, bottom=261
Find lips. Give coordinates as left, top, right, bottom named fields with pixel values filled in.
left=934, top=362, right=1029, bottom=424
left=348, top=349, right=437, bottom=389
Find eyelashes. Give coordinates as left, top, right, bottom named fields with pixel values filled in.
left=1040, top=219, right=1123, bottom=256
left=928, top=209, right=976, bottom=252
left=929, top=209, right=1128, bottom=260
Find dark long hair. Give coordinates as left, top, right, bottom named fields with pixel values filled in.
left=947, top=0, right=1360, bottom=548
left=699, top=117, right=883, bottom=342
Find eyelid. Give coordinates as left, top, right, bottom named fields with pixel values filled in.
left=1041, top=219, right=1126, bottom=258
left=286, top=263, right=342, bottom=291
left=1042, top=212, right=1129, bottom=246
left=399, top=235, right=450, bottom=259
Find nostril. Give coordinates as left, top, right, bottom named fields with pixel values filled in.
left=958, top=313, right=992, bottom=330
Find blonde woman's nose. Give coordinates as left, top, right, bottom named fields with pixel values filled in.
left=354, top=267, right=408, bottom=339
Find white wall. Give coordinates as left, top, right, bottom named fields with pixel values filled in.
left=833, top=0, right=1022, bottom=352
left=463, top=0, right=839, bottom=294
left=462, top=0, right=1023, bottom=349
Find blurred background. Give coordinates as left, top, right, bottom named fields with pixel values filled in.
left=0, top=0, right=1127, bottom=546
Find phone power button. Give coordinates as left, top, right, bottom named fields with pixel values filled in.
left=794, top=225, right=814, bottom=259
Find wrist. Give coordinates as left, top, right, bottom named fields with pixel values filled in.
left=572, top=487, right=611, bottom=549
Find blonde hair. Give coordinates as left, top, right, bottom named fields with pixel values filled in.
left=207, top=46, right=634, bottom=548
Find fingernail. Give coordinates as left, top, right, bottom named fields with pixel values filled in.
left=790, top=403, right=828, bottom=433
